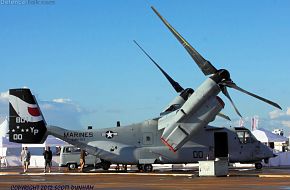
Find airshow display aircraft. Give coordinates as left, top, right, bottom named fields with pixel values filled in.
left=8, top=7, right=281, bottom=171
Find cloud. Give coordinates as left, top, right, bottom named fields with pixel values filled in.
left=281, top=121, right=290, bottom=128
left=38, top=98, right=94, bottom=129
left=269, top=109, right=286, bottom=119
left=0, top=91, right=9, bottom=100
left=211, top=109, right=290, bottom=136
left=262, top=108, right=290, bottom=135
left=0, top=91, right=9, bottom=122
left=41, top=103, right=55, bottom=110
left=287, top=108, right=290, bottom=116
left=52, top=98, right=72, bottom=103
left=268, top=108, right=290, bottom=123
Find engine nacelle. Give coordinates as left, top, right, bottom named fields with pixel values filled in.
left=159, top=78, right=224, bottom=152
left=160, top=88, right=194, bottom=116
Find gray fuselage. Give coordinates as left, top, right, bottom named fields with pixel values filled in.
left=47, top=118, right=273, bottom=165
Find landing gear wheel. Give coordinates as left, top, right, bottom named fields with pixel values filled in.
left=102, top=161, right=111, bottom=170
left=255, top=163, right=263, bottom=170
left=123, top=164, right=127, bottom=171
left=143, top=164, right=153, bottom=172
left=137, top=164, right=143, bottom=171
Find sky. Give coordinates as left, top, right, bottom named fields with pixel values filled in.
left=0, top=0, right=290, bottom=136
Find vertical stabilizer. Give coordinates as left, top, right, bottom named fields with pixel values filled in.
left=9, top=88, right=47, bottom=143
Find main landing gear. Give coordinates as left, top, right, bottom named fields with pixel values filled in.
left=95, top=160, right=111, bottom=170
left=137, top=164, right=153, bottom=172
left=255, top=163, right=263, bottom=170
left=101, top=161, right=111, bottom=170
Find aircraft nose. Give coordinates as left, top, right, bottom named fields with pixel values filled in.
left=258, top=143, right=274, bottom=159
left=265, top=146, right=274, bottom=158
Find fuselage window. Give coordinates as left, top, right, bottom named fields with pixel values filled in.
left=146, top=136, right=151, bottom=141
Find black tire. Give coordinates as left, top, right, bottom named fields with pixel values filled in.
left=143, top=164, right=153, bottom=172
left=137, top=164, right=143, bottom=171
left=68, top=163, right=77, bottom=170
left=255, top=163, right=263, bottom=170
left=102, top=161, right=111, bottom=170
left=123, top=164, right=127, bottom=171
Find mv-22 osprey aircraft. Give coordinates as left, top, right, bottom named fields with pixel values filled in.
left=8, top=7, right=281, bottom=171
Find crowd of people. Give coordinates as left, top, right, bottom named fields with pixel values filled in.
left=19, top=146, right=86, bottom=173
left=20, top=146, right=54, bottom=173
left=9, top=147, right=131, bottom=173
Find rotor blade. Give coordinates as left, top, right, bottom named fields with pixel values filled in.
left=224, top=82, right=282, bottom=110
left=134, top=40, right=184, bottom=93
left=151, top=6, right=217, bottom=76
left=222, top=87, right=243, bottom=118
left=217, top=112, right=231, bottom=121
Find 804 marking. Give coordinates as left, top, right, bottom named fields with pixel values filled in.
left=16, top=117, right=32, bottom=123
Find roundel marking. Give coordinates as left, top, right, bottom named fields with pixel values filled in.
left=28, top=107, right=40, bottom=117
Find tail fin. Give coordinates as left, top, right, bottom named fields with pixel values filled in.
left=9, top=88, right=47, bottom=143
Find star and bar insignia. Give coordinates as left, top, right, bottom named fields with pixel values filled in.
left=101, top=130, right=118, bottom=139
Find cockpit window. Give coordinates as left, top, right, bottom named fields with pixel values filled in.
left=236, top=130, right=254, bottom=144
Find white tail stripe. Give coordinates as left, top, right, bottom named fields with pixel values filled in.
left=9, top=95, right=43, bottom=122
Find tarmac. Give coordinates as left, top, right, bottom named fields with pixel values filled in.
left=0, top=166, right=290, bottom=190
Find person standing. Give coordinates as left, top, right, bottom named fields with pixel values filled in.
left=21, top=147, right=31, bottom=173
left=20, top=147, right=25, bottom=171
left=43, top=146, right=52, bottom=173
left=79, top=149, right=86, bottom=172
